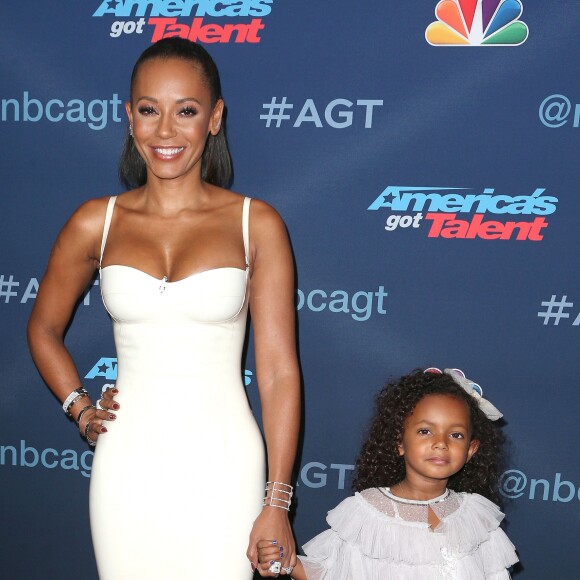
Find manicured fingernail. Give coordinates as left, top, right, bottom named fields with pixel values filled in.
left=112, top=389, right=118, bottom=394
left=272, top=540, right=278, bottom=545
left=109, top=414, right=116, bottom=420
left=100, top=427, right=107, bottom=433
left=279, top=546, right=284, bottom=551
left=280, top=552, right=284, bottom=558
left=113, top=404, right=120, bottom=410
left=269, top=560, right=275, bottom=565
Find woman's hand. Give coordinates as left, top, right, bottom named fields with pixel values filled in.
left=248, top=507, right=296, bottom=577
left=98, top=385, right=120, bottom=414
left=76, top=386, right=120, bottom=445
left=256, top=540, right=305, bottom=580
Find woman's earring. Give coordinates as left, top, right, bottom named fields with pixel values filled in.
left=129, top=125, right=133, bottom=137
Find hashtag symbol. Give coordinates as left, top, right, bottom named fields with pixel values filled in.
left=260, top=97, right=293, bottom=128
left=0, top=275, right=19, bottom=303
left=537, top=295, right=573, bottom=325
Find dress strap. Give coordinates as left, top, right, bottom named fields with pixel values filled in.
left=100, top=196, right=117, bottom=266
left=242, top=197, right=251, bottom=268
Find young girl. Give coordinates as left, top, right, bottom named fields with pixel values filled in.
left=257, top=367, right=518, bottom=579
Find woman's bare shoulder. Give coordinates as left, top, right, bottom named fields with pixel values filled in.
left=246, top=196, right=286, bottom=232
left=57, top=194, right=120, bottom=255
left=210, top=187, right=285, bottom=228
left=67, top=194, right=113, bottom=225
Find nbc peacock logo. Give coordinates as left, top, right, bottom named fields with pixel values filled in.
left=425, top=0, right=529, bottom=46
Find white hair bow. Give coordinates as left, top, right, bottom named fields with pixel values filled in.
left=424, top=367, right=503, bottom=421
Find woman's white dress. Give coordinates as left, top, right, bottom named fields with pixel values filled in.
left=299, top=488, right=519, bottom=580
left=90, top=196, right=264, bottom=579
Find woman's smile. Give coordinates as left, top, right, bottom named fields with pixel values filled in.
left=151, top=146, right=186, bottom=160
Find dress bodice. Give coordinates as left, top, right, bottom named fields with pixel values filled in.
left=97, top=196, right=251, bottom=379
left=299, top=489, right=518, bottom=580
left=100, top=264, right=248, bottom=324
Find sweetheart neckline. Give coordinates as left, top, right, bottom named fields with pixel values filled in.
left=100, top=264, right=248, bottom=284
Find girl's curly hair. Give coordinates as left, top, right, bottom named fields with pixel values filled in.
left=352, top=369, right=505, bottom=504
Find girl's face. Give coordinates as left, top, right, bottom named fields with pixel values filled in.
left=126, top=57, right=223, bottom=183
left=398, top=394, right=479, bottom=486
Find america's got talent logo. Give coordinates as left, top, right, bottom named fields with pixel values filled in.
left=425, top=0, right=529, bottom=46
left=93, top=0, right=275, bottom=43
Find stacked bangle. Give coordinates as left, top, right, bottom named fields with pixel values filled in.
left=76, top=404, right=96, bottom=427
left=263, top=481, right=294, bottom=511
left=62, top=387, right=89, bottom=416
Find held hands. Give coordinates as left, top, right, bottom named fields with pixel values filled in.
left=256, top=539, right=306, bottom=579
left=76, top=385, right=120, bottom=445
left=248, top=507, right=296, bottom=577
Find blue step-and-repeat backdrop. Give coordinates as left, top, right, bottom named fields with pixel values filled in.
left=1, top=1, right=579, bottom=578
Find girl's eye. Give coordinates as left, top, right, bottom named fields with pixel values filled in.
left=137, top=106, right=157, bottom=116
left=417, top=428, right=431, bottom=435
left=179, top=106, right=198, bottom=117
left=450, top=432, right=465, bottom=439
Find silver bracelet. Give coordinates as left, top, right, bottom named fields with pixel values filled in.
left=84, top=418, right=97, bottom=447
left=263, top=481, right=294, bottom=511
left=62, top=387, right=89, bottom=416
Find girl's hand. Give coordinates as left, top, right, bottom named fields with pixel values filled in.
left=76, top=386, right=120, bottom=445
left=248, top=508, right=296, bottom=577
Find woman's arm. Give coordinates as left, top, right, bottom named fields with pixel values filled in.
left=246, top=200, right=301, bottom=576
left=27, top=198, right=115, bottom=441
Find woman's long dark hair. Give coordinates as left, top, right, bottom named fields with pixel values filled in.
left=119, top=37, right=233, bottom=189
left=352, top=369, right=505, bottom=504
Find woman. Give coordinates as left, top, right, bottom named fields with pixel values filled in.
left=28, top=38, right=300, bottom=579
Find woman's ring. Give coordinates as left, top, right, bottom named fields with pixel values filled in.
left=268, top=561, right=281, bottom=573
left=282, top=565, right=294, bottom=574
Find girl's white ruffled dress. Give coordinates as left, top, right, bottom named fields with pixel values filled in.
left=298, top=488, right=518, bottom=580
